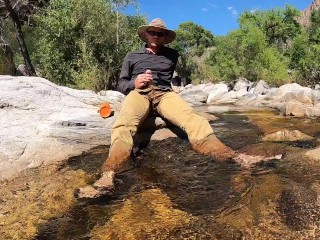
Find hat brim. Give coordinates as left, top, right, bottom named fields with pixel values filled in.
left=137, top=25, right=176, bottom=44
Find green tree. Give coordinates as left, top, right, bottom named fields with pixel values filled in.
left=239, top=5, right=301, bottom=51
left=309, top=9, right=320, bottom=44
left=207, top=26, right=290, bottom=85
left=33, top=0, right=145, bottom=90
left=0, top=0, right=48, bottom=75
left=289, top=30, right=309, bottom=71
left=289, top=10, right=320, bottom=85
left=206, top=30, right=244, bottom=82
left=170, top=21, right=215, bottom=82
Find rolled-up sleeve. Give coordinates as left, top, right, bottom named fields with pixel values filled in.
left=117, top=53, right=135, bottom=95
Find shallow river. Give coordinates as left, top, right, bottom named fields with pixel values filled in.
left=1, top=106, right=320, bottom=239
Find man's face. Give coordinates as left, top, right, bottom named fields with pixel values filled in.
left=146, top=27, right=166, bottom=47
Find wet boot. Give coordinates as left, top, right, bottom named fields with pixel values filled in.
left=191, top=134, right=236, bottom=161
left=75, top=140, right=132, bottom=199
left=75, top=171, right=115, bottom=199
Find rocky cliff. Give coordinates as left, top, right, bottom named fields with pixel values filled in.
left=299, top=0, right=320, bottom=26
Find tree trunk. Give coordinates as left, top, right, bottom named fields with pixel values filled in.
left=116, top=6, right=119, bottom=53
left=3, top=0, right=36, bottom=76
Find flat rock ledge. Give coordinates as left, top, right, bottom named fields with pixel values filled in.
left=0, top=76, right=124, bottom=180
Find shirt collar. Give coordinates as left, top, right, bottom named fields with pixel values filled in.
left=141, top=44, right=166, bottom=54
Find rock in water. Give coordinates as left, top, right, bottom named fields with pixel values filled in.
left=234, top=153, right=282, bottom=168
left=262, top=130, right=313, bottom=142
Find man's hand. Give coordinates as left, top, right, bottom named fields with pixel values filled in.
left=134, top=69, right=153, bottom=89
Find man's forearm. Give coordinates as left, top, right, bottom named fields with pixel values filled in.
left=117, top=78, right=135, bottom=95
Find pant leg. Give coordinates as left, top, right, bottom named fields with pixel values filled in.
left=102, top=90, right=150, bottom=172
left=155, top=91, right=213, bottom=141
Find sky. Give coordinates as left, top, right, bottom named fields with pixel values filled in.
left=125, top=0, right=312, bottom=36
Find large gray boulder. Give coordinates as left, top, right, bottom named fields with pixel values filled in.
left=281, top=91, right=313, bottom=104
left=214, top=89, right=247, bottom=104
left=233, top=77, right=253, bottom=91
left=201, top=83, right=218, bottom=93
left=179, top=89, right=208, bottom=106
left=260, top=83, right=320, bottom=117
left=305, top=105, right=320, bottom=117
left=278, top=82, right=307, bottom=93
left=279, top=100, right=310, bottom=117
left=273, top=83, right=312, bottom=100
left=312, top=90, right=320, bottom=102
left=235, top=94, right=271, bottom=108
left=206, top=83, right=229, bottom=103
left=0, top=76, right=123, bottom=179
left=252, top=80, right=270, bottom=95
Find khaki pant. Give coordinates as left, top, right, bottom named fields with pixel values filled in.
left=102, top=87, right=214, bottom=172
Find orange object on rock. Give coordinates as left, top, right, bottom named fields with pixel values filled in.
left=99, top=102, right=112, bottom=118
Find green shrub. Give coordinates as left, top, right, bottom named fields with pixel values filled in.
left=33, top=0, right=145, bottom=90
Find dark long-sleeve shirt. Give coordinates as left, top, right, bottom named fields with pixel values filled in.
left=117, top=45, right=179, bottom=95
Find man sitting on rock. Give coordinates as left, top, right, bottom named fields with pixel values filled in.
left=76, top=18, right=236, bottom=199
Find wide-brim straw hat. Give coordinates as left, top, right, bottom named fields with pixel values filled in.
left=138, top=18, right=176, bottom=44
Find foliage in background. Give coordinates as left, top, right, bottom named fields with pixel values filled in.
left=169, top=21, right=215, bottom=84
left=238, top=5, right=301, bottom=52
left=204, top=5, right=306, bottom=86
left=206, top=27, right=291, bottom=85
left=32, top=0, right=145, bottom=90
left=0, top=0, right=49, bottom=75
left=1, top=2, right=320, bottom=88
left=290, top=9, right=320, bottom=85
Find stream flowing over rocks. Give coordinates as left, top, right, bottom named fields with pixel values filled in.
left=1, top=75, right=320, bottom=179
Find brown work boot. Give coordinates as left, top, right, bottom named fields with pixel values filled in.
left=102, top=140, right=132, bottom=172
left=75, top=139, right=132, bottom=199
left=191, top=134, right=236, bottom=161
left=75, top=171, right=115, bottom=199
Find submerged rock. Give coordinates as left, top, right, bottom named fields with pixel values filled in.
left=91, top=189, right=191, bottom=240
left=278, top=184, right=320, bottom=231
left=262, top=130, right=314, bottom=142
left=234, top=153, right=282, bottom=168
left=0, top=164, right=87, bottom=239
left=1, top=107, right=320, bottom=239
left=305, top=147, right=320, bottom=162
